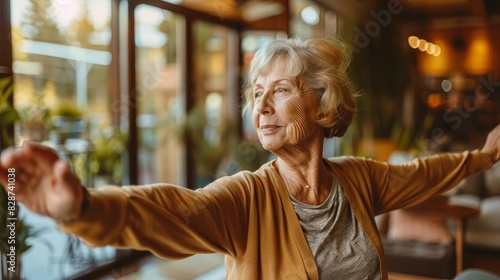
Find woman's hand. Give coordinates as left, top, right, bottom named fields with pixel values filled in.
left=0, top=142, right=85, bottom=222
left=482, top=124, right=500, bottom=163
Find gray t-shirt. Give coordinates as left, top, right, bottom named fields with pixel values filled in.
left=290, top=180, right=381, bottom=279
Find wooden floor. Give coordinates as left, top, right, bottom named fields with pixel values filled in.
left=91, top=246, right=500, bottom=280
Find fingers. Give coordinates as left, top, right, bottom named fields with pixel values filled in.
left=0, top=142, right=62, bottom=205
left=0, top=146, right=22, bottom=167
left=54, top=159, right=73, bottom=185
left=24, top=141, right=60, bottom=166
left=54, top=159, right=82, bottom=195
left=1, top=144, right=43, bottom=168
left=1, top=145, right=38, bottom=184
left=1, top=141, right=60, bottom=174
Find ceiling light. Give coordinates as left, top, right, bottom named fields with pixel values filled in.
left=433, top=45, right=441, bottom=56
left=301, top=5, right=320, bottom=25
left=418, top=39, right=427, bottom=51
left=426, top=43, right=436, bottom=55
left=408, top=36, right=419, bottom=49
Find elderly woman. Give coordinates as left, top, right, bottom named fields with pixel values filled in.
left=1, top=38, right=499, bottom=280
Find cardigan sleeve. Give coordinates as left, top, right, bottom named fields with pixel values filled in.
left=366, top=149, right=492, bottom=215
left=57, top=175, right=251, bottom=260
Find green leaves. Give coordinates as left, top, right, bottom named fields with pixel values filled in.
left=0, top=77, right=20, bottom=126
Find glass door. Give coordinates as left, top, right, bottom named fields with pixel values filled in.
left=134, top=4, right=185, bottom=185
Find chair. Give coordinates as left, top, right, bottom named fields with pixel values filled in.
left=378, top=196, right=479, bottom=279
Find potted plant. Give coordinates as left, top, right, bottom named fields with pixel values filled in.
left=18, top=105, right=51, bottom=142
left=0, top=76, right=36, bottom=280
left=0, top=190, right=35, bottom=280
left=0, top=78, right=19, bottom=147
left=50, top=102, right=85, bottom=144
left=179, top=100, right=235, bottom=188
left=90, top=127, right=128, bottom=187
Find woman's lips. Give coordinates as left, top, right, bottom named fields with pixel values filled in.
left=260, top=125, right=281, bottom=135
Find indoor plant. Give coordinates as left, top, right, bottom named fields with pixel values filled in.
left=0, top=76, right=36, bottom=280
left=180, top=100, right=234, bottom=188
left=18, top=105, right=51, bottom=142
left=90, top=127, right=128, bottom=187
left=50, top=102, right=85, bottom=144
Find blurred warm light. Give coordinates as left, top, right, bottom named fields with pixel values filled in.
left=441, top=79, right=452, bottom=92
left=426, top=43, right=436, bottom=54
left=433, top=45, right=441, bottom=56
left=408, top=36, right=419, bottom=48
left=421, top=37, right=448, bottom=75
left=465, top=33, right=492, bottom=74
left=418, top=40, right=428, bottom=51
left=427, top=93, right=445, bottom=109
left=408, top=36, right=441, bottom=56
left=450, top=73, right=466, bottom=90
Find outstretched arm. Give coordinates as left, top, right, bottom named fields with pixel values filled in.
left=481, top=124, right=500, bottom=163
left=372, top=124, right=500, bottom=214
left=0, top=141, right=85, bottom=222
left=0, top=141, right=250, bottom=259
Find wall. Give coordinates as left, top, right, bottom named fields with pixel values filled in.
left=418, top=24, right=500, bottom=76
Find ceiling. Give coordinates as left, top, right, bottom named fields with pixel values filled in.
left=398, top=0, right=500, bottom=19
left=170, top=0, right=287, bottom=22
left=167, top=0, right=500, bottom=25
left=314, top=0, right=500, bottom=19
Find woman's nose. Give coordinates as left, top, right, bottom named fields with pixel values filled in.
left=255, top=91, right=274, bottom=115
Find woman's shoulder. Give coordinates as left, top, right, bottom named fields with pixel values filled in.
left=203, top=160, right=280, bottom=195
left=326, top=155, right=380, bottom=166
left=325, top=155, right=388, bottom=177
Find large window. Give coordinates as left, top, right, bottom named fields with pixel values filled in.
left=135, top=4, right=185, bottom=185
left=2, top=1, right=344, bottom=278
left=190, top=21, right=238, bottom=187
left=11, top=0, right=113, bottom=142
left=9, top=1, right=119, bottom=279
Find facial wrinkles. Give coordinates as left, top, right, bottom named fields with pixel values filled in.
left=252, top=61, right=321, bottom=151
left=284, top=92, right=317, bottom=145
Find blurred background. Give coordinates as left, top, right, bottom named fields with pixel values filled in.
left=2, top=0, right=500, bottom=187
left=0, top=0, right=499, bottom=279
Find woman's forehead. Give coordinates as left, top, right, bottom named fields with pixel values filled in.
left=254, top=58, right=300, bottom=82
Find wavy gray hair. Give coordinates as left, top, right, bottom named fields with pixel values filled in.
left=243, top=38, right=357, bottom=138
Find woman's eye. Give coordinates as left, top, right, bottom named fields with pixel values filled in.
left=276, top=87, right=288, bottom=93
left=254, top=91, right=263, bottom=99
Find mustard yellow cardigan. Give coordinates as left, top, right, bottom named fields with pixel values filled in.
left=60, top=150, right=492, bottom=280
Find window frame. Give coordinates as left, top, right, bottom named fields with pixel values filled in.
left=127, top=0, right=245, bottom=186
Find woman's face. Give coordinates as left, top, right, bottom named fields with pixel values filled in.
left=251, top=61, right=322, bottom=153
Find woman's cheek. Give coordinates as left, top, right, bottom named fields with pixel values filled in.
left=284, top=99, right=316, bottom=144
left=251, top=108, right=260, bottom=130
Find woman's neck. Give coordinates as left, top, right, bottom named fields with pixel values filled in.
left=274, top=152, right=333, bottom=205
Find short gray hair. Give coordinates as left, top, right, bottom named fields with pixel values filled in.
left=243, top=38, right=357, bottom=138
